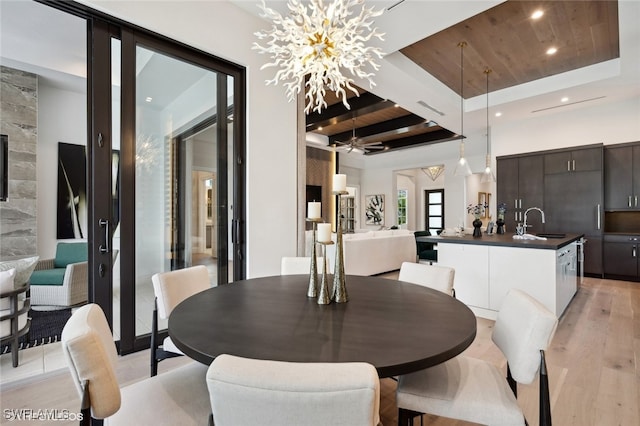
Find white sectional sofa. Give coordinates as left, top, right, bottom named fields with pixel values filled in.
left=314, top=229, right=417, bottom=276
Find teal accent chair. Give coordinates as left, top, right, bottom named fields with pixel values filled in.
left=30, top=242, right=88, bottom=306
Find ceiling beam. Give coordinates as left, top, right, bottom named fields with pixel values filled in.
left=329, top=114, right=428, bottom=144
left=305, top=92, right=394, bottom=131
left=365, top=129, right=458, bottom=155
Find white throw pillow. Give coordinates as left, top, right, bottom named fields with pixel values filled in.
left=0, top=268, right=16, bottom=310
left=0, top=256, right=39, bottom=287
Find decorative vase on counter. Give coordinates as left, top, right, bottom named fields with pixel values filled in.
left=496, top=218, right=505, bottom=234
left=472, top=218, right=483, bottom=238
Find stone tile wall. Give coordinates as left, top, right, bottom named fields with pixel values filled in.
left=0, top=66, right=38, bottom=260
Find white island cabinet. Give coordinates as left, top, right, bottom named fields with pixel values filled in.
left=424, top=234, right=581, bottom=319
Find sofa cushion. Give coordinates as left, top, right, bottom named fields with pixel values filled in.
left=0, top=268, right=16, bottom=310
left=0, top=256, right=39, bottom=287
left=30, top=268, right=66, bottom=286
left=54, top=243, right=87, bottom=268
left=391, top=229, right=413, bottom=236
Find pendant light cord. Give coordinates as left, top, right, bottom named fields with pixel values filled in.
left=485, top=68, right=491, bottom=155
left=458, top=41, right=466, bottom=141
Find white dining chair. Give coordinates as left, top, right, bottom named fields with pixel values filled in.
left=150, top=265, right=210, bottom=376
left=398, top=261, right=455, bottom=297
left=61, top=304, right=211, bottom=426
left=396, top=289, right=558, bottom=426
left=206, top=354, right=381, bottom=426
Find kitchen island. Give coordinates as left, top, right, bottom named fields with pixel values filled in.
left=418, top=233, right=583, bottom=319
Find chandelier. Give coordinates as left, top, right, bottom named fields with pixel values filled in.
left=422, top=165, right=445, bottom=181
left=253, top=0, right=385, bottom=114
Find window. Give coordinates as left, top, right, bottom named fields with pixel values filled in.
left=397, top=189, right=408, bottom=226
left=425, top=189, right=444, bottom=233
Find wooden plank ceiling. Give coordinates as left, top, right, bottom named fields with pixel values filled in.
left=307, top=0, right=619, bottom=155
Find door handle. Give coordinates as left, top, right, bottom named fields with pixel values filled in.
left=99, top=219, right=110, bottom=253
left=632, top=245, right=637, bottom=258
left=635, top=195, right=638, bottom=207
left=567, top=160, right=571, bottom=172
left=629, top=196, right=633, bottom=208
left=596, top=204, right=601, bottom=230
left=572, top=159, right=575, bottom=171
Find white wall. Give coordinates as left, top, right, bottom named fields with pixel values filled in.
left=80, top=0, right=299, bottom=278
left=36, top=81, right=87, bottom=259
left=493, top=97, right=640, bottom=157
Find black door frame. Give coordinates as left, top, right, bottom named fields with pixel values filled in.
left=38, top=0, right=247, bottom=354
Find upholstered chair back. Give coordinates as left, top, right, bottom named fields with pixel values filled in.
left=492, top=289, right=558, bottom=384
left=207, top=354, right=380, bottom=426
left=61, top=303, right=121, bottom=419
left=54, top=242, right=88, bottom=268
left=398, top=262, right=455, bottom=296
left=151, top=265, right=210, bottom=320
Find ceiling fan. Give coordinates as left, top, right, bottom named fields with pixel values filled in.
left=334, top=118, right=385, bottom=154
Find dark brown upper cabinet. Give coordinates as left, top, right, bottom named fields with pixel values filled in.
left=604, top=142, right=640, bottom=210
left=544, top=146, right=603, bottom=174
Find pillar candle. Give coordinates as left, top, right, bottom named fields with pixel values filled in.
left=333, top=174, right=347, bottom=192
left=307, top=202, right=321, bottom=219
left=317, top=223, right=332, bottom=243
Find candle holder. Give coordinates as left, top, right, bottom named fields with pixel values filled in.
left=316, top=241, right=334, bottom=305
left=332, top=190, right=349, bottom=303
left=305, top=218, right=322, bottom=298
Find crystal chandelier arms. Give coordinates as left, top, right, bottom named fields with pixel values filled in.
left=253, top=0, right=385, bottom=114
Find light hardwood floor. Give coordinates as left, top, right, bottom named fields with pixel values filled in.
left=1, top=277, right=638, bottom=426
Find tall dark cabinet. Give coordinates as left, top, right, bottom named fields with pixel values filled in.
left=543, top=145, right=603, bottom=276
left=603, top=142, right=640, bottom=281
left=496, top=154, right=544, bottom=233
left=604, top=143, right=640, bottom=210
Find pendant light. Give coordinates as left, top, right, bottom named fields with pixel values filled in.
left=481, top=68, right=496, bottom=183
left=454, top=41, right=472, bottom=177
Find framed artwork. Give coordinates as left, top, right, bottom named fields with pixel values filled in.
left=365, top=194, right=384, bottom=225
left=57, top=142, right=87, bottom=239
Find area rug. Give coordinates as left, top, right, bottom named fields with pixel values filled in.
left=1, top=308, right=72, bottom=354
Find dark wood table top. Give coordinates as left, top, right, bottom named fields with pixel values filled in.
left=169, top=274, right=477, bottom=378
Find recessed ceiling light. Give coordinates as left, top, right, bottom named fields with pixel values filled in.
left=145, top=96, right=153, bottom=102
left=495, top=112, right=502, bottom=117
left=531, top=10, right=544, bottom=19
left=561, top=97, right=569, bottom=103
left=546, top=47, right=558, bottom=55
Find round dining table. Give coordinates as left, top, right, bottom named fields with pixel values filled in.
left=169, top=274, right=477, bottom=378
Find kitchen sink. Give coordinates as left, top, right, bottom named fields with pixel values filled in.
left=536, top=233, right=566, bottom=239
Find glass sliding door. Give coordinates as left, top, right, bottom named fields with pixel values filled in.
left=127, top=42, right=237, bottom=342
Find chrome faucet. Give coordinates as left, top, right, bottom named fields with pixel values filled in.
left=523, top=207, right=545, bottom=233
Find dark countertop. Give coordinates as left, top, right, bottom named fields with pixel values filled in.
left=416, top=232, right=584, bottom=250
